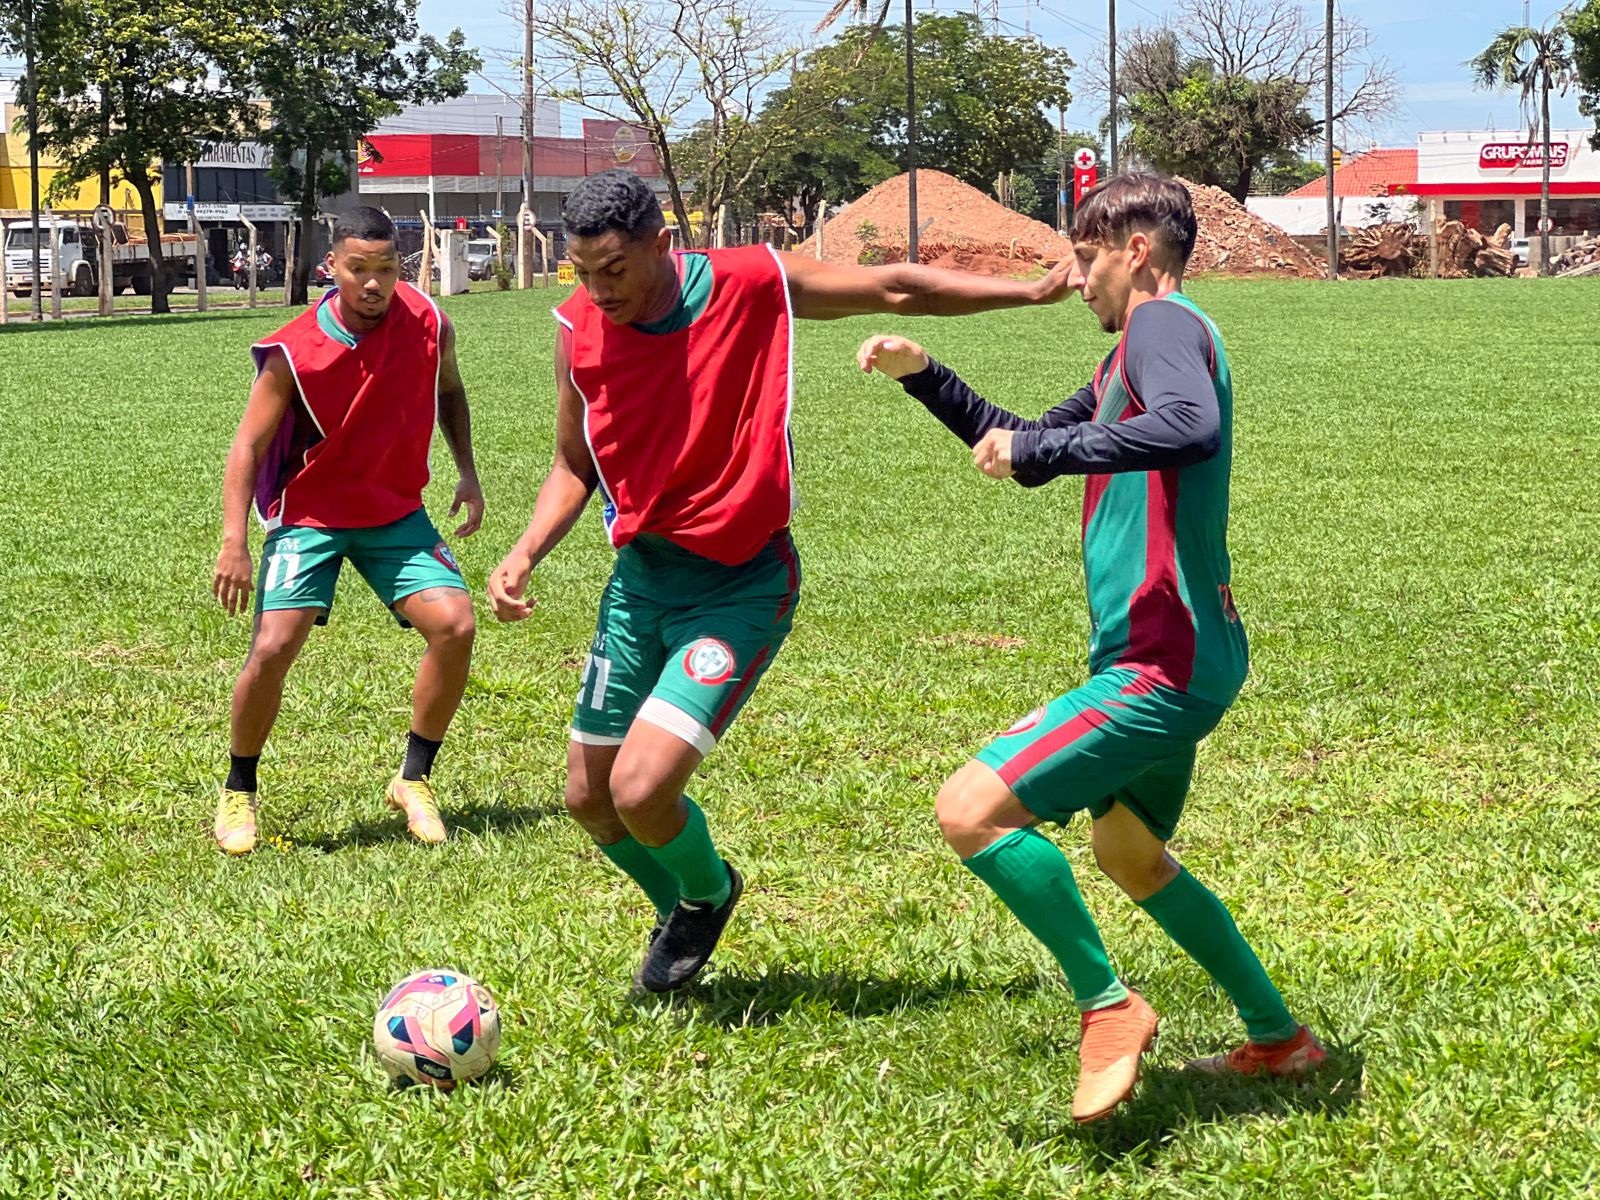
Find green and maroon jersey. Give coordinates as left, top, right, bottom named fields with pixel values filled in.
left=901, top=292, right=1247, bottom=705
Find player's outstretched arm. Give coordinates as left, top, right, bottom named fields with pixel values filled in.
left=858, top=334, right=1096, bottom=486
left=487, top=331, right=598, bottom=624
left=214, top=350, right=294, bottom=616
left=784, top=252, right=1077, bottom=320
left=436, top=316, right=484, bottom=538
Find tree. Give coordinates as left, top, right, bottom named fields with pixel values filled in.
left=526, top=0, right=797, bottom=247
left=1108, top=0, right=1395, bottom=201
left=1469, top=17, right=1577, bottom=278
left=239, top=0, right=479, bottom=304
left=1574, top=1, right=1600, bottom=148
left=29, top=0, right=256, bottom=313
left=727, top=16, right=1071, bottom=235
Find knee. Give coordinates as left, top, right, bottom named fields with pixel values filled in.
left=607, top=758, right=675, bottom=823
left=936, top=768, right=1005, bottom=859
left=1093, top=838, right=1177, bottom=900
left=244, top=631, right=301, bottom=679
left=564, top=770, right=612, bottom=827
left=429, top=604, right=476, bottom=650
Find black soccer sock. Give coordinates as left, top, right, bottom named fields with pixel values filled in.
left=402, top=731, right=443, bottom=781
left=226, top=753, right=260, bottom=794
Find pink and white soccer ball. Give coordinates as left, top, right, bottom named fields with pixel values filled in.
left=372, top=969, right=502, bottom=1089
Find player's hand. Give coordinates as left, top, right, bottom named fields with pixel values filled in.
left=1032, top=252, right=1082, bottom=304
left=451, top=473, right=485, bottom=538
left=213, top=542, right=254, bottom=616
left=856, top=334, right=930, bottom=380
left=487, top=548, right=537, bottom=622
left=973, top=429, right=1016, bottom=479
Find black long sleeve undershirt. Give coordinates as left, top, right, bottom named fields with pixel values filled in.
left=898, top=300, right=1224, bottom=487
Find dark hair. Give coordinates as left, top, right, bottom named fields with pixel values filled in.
left=332, top=206, right=397, bottom=246
left=563, top=169, right=664, bottom=241
left=1072, top=173, right=1197, bottom=267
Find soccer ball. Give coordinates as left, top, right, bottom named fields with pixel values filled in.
left=372, top=969, right=502, bottom=1090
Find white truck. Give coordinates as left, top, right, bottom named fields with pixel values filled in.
left=3, top=218, right=199, bottom=297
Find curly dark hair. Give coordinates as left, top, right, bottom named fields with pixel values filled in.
left=563, top=169, right=665, bottom=241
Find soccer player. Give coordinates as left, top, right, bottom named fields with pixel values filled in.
left=487, top=169, right=1077, bottom=993
left=857, top=173, right=1324, bottom=1122
left=211, top=207, right=484, bottom=855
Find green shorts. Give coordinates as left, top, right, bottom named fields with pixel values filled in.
left=974, top=667, right=1229, bottom=842
left=256, top=508, right=466, bottom=626
left=571, top=532, right=801, bottom=754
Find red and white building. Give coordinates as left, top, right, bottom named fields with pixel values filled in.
left=356, top=95, right=668, bottom=225
left=1392, top=129, right=1600, bottom=238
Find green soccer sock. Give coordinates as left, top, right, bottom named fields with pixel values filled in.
left=596, top=835, right=680, bottom=919
left=643, top=798, right=732, bottom=907
left=1137, top=867, right=1300, bottom=1043
left=964, top=829, right=1129, bottom=1012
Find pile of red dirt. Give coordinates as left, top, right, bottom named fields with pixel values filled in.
left=1177, top=177, right=1324, bottom=277
left=795, top=170, right=1067, bottom=276
left=797, top=169, right=1321, bottom=278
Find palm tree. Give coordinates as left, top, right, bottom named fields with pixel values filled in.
left=1470, top=17, right=1578, bottom=277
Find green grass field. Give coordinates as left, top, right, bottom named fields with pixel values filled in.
left=2, top=277, right=1598, bottom=1198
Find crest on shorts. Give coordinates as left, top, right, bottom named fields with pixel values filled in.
left=432, top=542, right=461, bottom=573
left=1005, top=706, right=1047, bottom=735
left=683, top=638, right=736, bottom=686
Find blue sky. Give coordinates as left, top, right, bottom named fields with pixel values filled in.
left=433, top=0, right=1588, bottom=148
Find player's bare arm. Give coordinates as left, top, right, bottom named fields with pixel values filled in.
left=781, top=251, right=1078, bottom=319
left=487, top=331, right=599, bottom=622
left=436, top=315, right=484, bottom=538
left=213, top=349, right=294, bottom=616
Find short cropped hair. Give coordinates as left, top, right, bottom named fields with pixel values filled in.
left=1072, top=173, right=1197, bottom=267
left=563, top=169, right=665, bottom=241
left=332, top=206, right=397, bottom=246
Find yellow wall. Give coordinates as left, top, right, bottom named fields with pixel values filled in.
left=0, top=98, right=161, bottom=219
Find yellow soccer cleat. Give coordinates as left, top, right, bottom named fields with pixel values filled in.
left=387, top=774, right=447, bottom=846
left=214, top=787, right=259, bottom=856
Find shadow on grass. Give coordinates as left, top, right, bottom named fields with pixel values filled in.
left=304, top=799, right=562, bottom=852
left=637, top=966, right=1048, bottom=1028
left=1042, top=1035, right=1366, bottom=1169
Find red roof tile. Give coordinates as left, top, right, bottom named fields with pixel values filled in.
left=1288, top=149, right=1418, bottom=197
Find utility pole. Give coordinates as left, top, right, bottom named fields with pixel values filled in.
left=905, top=0, right=919, bottom=265
left=1325, top=0, right=1338, bottom=280
left=1108, top=0, right=1118, bottom=175
left=1057, top=110, right=1068, bottom=232
left=522, top=0, right=537, bottom=286
left=25, top=0, right=42, bottom=322
left=495, top=112, right=506, bottom=260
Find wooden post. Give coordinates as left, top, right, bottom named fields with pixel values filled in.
left=516, top=204, right=532, bottom=289
left=283, top=220, right=296, bottom=306
left=816, top=199, right=826, bottom=260
left=98, top=221, right=113, bottom=317
left=1427, top=197, right=1439, bottom=279
left=241, top=216, right=258, bottom=307
left=48, top=214, right=62, bottom=320
left=530, top=225, right=550, bottom=286
left=1, top=232, right=8, bottom=325
left=419, top=212, right=434, bottom=297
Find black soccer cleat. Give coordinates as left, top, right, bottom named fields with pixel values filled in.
left=634, top=862, right=744, bottom=993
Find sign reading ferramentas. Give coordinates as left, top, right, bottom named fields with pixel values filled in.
left=1478, top=142, right=1571, bottom=170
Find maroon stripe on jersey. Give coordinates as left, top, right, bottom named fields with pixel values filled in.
left=772, top=532, right=800, bottom=623
left=1117, top=468, right=1196, bottom=692
left=1081, top=347, right=1127, bottom=537
left=997, top=707, right=1111, bottom=787
left=711, top=644, right=773, bottom=737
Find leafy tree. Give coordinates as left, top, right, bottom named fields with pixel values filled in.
left=28, top=0, right=255, bottom=312
left=1113, top=0, right=1395, bottom=201
left=1574, top=1, right=1600, bottom=146
left=239, top=0, right=479, bottom=303
left=1469, top=17, right=1577, bottom=276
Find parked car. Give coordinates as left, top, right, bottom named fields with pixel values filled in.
left=313, top=259, right=336, bottom=287
left=1509, top=236, right=1531, bottom=267
left=465, top=237, right=500, bottom=280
